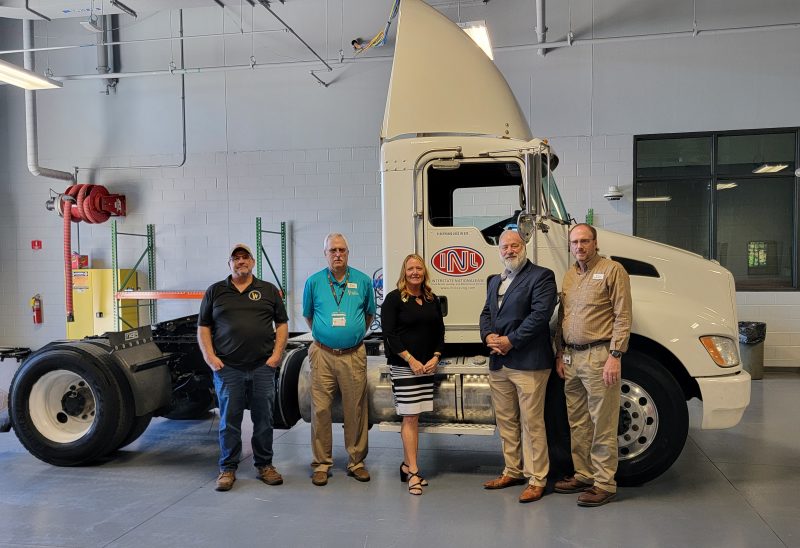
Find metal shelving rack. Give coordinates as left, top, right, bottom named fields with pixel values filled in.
left=255, top=218, right=288, bottom=304
left=111, top=221, right=157, bottom=330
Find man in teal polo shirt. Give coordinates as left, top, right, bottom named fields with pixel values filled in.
left=303, top=233, right=376, bottom=486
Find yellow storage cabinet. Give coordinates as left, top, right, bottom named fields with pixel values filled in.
left=67, top=269, right=138, bottom=339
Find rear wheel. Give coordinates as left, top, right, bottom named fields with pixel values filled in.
left=118, top=413, right=153, bottom=449
left=10, top=349, right=125, bottom=466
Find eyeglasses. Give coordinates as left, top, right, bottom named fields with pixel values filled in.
left=326, top=248, right=348, bottom=256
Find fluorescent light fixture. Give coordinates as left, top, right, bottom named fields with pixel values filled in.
left=716, top=182, right=738, bottom=190
left=458, top=20, right=494, bottom=60
left=752, top=163, right=788, bottom=174
left=0, top=58, right=62, bottom=90
left=636, top=196, right=672, bottom=202
left=111, top=0, right=138, bottom=18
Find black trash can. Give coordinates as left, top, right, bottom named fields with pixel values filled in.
left=738, top=321, right=766, bottom=380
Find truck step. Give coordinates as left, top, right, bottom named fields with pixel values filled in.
left=378, top=421, right=496, bottom=436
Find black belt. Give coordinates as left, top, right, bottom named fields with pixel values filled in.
left=563, top=340, right=610, bottom=351
left=314, top=341, right=363, bottom=356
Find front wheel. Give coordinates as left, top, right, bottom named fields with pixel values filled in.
left=616, top=351, right=689, bottom=486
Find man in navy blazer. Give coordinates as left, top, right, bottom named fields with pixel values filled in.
left=479, top=228, right=557, bottom=503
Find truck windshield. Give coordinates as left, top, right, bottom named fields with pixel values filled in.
left=544, top=172, right=570, bottom=223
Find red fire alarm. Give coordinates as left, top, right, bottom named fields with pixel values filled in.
left=31, top=240, right=42, bottom=250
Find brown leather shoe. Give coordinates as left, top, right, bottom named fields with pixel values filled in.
left=257, top=465, right=283, bottom=486
left=215, top=470, right=236, bottom=491
left=483, top=475, right=527, bottom=490
left=554, top=476, right=592, bottom=494
left=577, top=486, right=617, bottom=507
left=347, top=467, right=371, bottom=482
left=311, top=471, right=329, bottom=486
left=518, top=485, right=545, bottom=503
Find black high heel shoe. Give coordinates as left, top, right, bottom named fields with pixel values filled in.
left=400, top=462, right=428, bottom=486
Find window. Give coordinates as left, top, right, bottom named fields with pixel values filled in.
left=427, top=161, right=523, bottom=244
left=635, top=129, right=799, bottom=290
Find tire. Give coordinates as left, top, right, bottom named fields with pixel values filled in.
left=274, top=346, right=307, bottom=429
left=118, top=413, right=153, bottom=449
left=616, top=351, right=689, bottom=486
left=9, top=348, right=125, bottom=466
left=544, top=372, right=573, bottom=479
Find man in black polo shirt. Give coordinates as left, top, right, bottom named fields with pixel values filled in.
left=198, top=243, right=288, bottom=492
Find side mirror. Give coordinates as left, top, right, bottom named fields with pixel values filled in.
left=516, top=213, right=534, bottom=243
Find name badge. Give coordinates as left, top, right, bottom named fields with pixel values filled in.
left=592, top=273, right=604, bottom=280
left=332, top=312, right=347, bottom=327
left=347, top=282, right=358, bottom=289
left=562, top=353, right=572, bottom=365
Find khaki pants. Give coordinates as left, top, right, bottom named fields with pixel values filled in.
left=563, top=344, right=620, bottom=493
left=309, top=343, right=369, bottom=473
left=489, top=367, right=551, bottom=487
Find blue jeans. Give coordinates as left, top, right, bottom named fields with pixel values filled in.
left=213, top=365, right=276, bottom=471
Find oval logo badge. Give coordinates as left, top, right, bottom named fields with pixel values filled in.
left=248, top=290, right=262, bottom=301
left=431, top=247, right=485, bottom=277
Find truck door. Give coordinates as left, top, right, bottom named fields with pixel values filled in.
left=423, top=159, right=526, bottom=343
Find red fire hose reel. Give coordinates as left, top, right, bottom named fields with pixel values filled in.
left=48, top=184, right=126, bottom=322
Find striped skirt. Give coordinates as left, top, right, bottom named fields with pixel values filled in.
left=390, top=364, right=434, bottom=415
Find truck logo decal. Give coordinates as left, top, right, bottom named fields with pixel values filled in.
left=431, top=246, right=484, bottom=277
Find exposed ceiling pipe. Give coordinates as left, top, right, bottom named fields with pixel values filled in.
left=23, top=20, right=74, bottom=183
left=535, top=0, right=547, bottom=57
left=256, top=1, right=333, bottom=72
left=96, top=15, right=119, bottom=94
left=24, top=0, right=50, bottom=21
left=506, top=21, right=800, bottom=53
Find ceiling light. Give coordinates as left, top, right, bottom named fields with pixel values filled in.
left=752, top=163, right=788, bottom=174
left=636, top=196, right=672, bottom=202
left=110, top=0, right=138, bottom=18
left=716, top=182, right=738, bottom=190
left=0, top=58, right=62, bottom=90
left=458, top=20, right=493, bottom=60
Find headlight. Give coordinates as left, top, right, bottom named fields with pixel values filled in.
left=699, top=336, right=739, bottom=367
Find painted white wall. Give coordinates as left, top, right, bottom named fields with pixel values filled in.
left=0, top=0, right=798, bottom=368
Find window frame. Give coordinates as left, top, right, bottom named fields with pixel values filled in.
left=633, top=127, right=800, bottom=291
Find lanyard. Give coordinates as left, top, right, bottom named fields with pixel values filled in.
left=327, top=269, right=350, bottom=309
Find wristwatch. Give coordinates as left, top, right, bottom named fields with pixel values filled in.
left=610, top=350, right=623, bottom=359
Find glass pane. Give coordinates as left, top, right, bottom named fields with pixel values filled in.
left=717, top=132, right=796, bottom=176
left=635, top=179, right=710, bottom=257
left=636, top=137, right=712, bottom=178
left=452, top=186, right=520, bottom=229
left=716, top=177, right=794, bottom=289
left=543, top=173, right=570, bottom=222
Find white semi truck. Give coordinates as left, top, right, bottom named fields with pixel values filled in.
left=2, top=0, right=749, bottom=485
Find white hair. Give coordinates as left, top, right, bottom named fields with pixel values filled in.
left=323, top=233, right=350, bottom=252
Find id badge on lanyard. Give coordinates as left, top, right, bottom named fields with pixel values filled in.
left=332, top=312, right=347, bottom=327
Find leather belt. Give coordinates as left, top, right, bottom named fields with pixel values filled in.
left=563, top=340, right=610, bottom=351
left=314, top=341, right=363, bottom=356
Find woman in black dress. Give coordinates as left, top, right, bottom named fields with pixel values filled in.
left=382, top=253, right=445, bottom=495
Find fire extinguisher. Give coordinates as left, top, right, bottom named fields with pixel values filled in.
left=31, top=294, right=43, bottom=325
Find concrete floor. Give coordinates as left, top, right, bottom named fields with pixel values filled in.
left=0, top=373, right=798, bottom=548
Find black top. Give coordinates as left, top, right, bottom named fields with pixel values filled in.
left=198, top=276, right=289, bottom=370
left=382, top=289, right=446, bottom=366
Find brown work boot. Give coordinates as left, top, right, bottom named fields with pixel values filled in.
left=518, top=485, right=545, bottom=503
left=312, top=470, right=329, bottom=486
left=577, top=486, right=617, bottom=507
left=483, top=475, right=527, bottom=490
left=257, top=465, right=283, bottom=486
left=554, top=476, right=592, bottom=494
left=347, top=467, right=371, bottom=482
left=215, top=470, right=236, bottom=491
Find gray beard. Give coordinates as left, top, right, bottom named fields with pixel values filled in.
left=502, top=251, right=526, bottom=272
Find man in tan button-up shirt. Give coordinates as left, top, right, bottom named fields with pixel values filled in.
left=554, top=223, right=632, bottom=507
